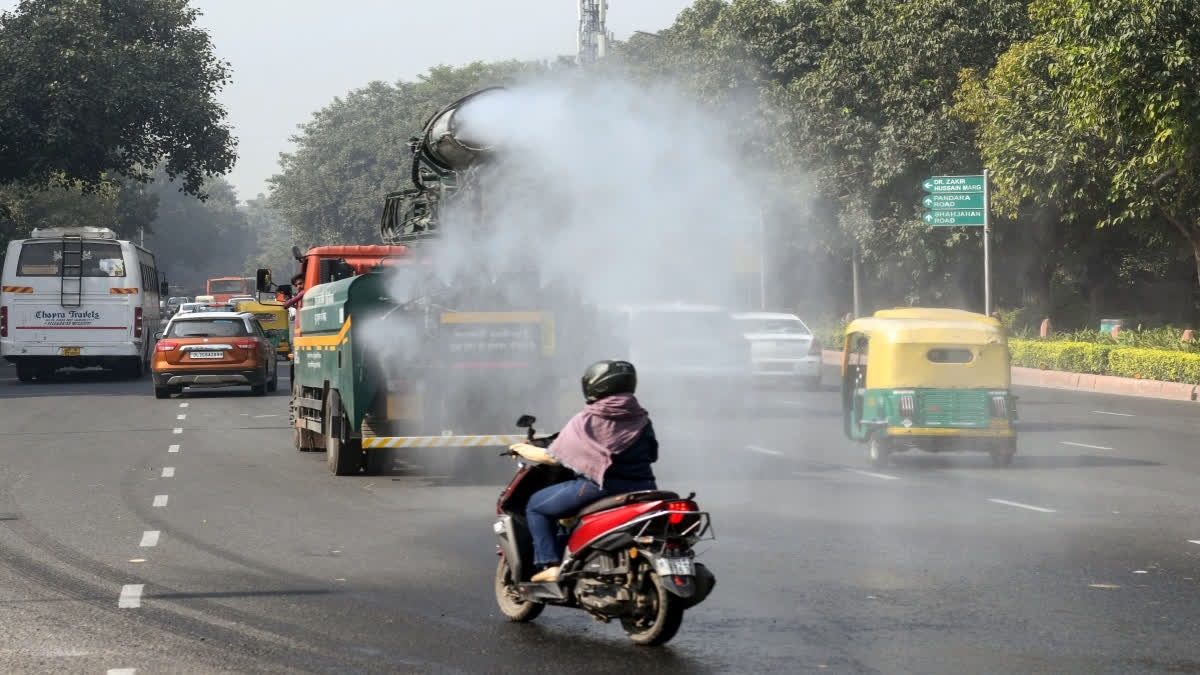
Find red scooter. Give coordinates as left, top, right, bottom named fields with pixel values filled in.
left=493, top=415, right=716, bottom=646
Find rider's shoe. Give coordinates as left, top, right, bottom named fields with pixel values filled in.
left=531, top=565, right=560, bottom=583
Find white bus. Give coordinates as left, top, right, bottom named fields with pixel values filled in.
left=1, top=226, right=166, bottom=382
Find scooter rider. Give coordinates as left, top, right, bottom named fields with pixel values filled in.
left=509, top=360, right=659, bottom=583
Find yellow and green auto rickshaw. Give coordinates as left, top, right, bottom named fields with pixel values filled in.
left=841, top=308, right=1017, bottom=468
left=234, top=299, right=291, bottom=358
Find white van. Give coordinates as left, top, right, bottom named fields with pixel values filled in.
left=1, top=226, right=165, bottom=381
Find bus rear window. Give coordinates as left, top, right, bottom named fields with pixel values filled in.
left=15, top=242, right=126, bottom=277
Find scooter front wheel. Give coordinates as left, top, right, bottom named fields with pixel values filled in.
left=494, top=557, right=545, bottom=622
left=621, top=569, right=685, bottom=646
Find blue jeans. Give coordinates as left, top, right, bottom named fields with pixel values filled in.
left=527, top=477, right=657, bottom=567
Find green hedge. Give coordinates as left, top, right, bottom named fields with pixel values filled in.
left=1010, top=339, right=1200, bottom=384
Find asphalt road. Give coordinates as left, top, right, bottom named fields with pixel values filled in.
left=1, top=361, right=1199, bottom=674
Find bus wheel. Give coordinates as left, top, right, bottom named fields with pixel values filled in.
left=15, top=362, right=34, bottom=383
left=868, top=434, right=891, bottom=469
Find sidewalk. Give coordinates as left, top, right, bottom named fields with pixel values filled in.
left=821, top=351, right=1199, bottom=403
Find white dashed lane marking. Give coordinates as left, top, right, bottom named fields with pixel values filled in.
left=845, top=468, right=901, bottom=481
left=1189, top=540, right=1200, bottom=546
left=161, top=467, right=175, bottom=478
left=152, top=495, right=168, bottom=507
left=168, top=444, right=180, bottom=453
left=107, top=669, right=136, bottom=674
left=179, top=402, right=188, bottom=408
left=988, top=498, right=1056, bottom=513
left=744, top=445, right=783, bottom=456
left=1091, top=410, right=1134, bottom=417
left=1060, top=441, right=1113, bottom=451
left=176, top=414, right=186, bottom=420
left=139, top=531, right=160, bottom=547
left=118, top=584, right=144, bottom=608
left=172, top=428, right=182, bottom=435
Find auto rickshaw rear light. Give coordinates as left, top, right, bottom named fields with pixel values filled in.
left=898, top=393, right=915, bottom=418
left=155, top=340, right=179, bottom=352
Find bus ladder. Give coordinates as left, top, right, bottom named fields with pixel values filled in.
left=60, top=235, right=83, bottom=307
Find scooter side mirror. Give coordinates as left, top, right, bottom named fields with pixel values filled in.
left=515, top=414, right=536, bottom=428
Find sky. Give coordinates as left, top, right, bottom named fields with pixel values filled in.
left=189, top=0, right=696, bottom=202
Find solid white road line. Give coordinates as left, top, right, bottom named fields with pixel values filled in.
left=139, top=531, right=160, bottom=547
left=988, top=498, right=1056, bottom=513
left=172, top=428, right=182, bottom=435
left=1188, top=540, right=1200, bottom=546
left=744, top=445, right=784, bottom=456
left=107, top=669, right=136, bottom=674
left=168, top=444, right=180, bottom=453
left=1061, top=441, right=1114, bottom=451
left=176, top=414, right=186, bottom=420
left=845, top=468, right=901, bottom=481
left=152, top=495, right=168, bottom=507
left=1091, top=410, right=1135, bottom=417
left=118, top=584, right=144, bottom=608
left=161, top=467, right=175, bottom=478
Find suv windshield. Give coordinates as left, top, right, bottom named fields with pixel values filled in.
left=736, top=318, right=811, bottom=336
left=167, top=319, right=250, bottom=338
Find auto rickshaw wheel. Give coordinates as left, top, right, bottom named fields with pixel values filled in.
left=990, top=438, right=1017, bottom=468
left=867, top=435, right=891, bottom=468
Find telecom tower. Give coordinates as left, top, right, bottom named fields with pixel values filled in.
left=577, top=0, right=610, bottom=66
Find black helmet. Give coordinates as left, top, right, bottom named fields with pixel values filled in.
left=581, top=360, right=637, bottom=403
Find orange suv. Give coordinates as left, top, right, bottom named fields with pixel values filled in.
left=152, top=312, right=279, bottom=399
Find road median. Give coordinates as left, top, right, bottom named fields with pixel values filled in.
left=821, top=350, right=1199, bottom=402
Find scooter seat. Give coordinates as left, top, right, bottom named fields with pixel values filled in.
left=576, top=490, right=680, bottom=517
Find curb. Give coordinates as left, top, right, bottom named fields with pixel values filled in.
left=821, top=350, right=1199, bottom=403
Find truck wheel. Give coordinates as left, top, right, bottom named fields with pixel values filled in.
left=325, top=390, right=361, bottom=476
left=292, top=382, right=319, bottom=451
left=362, top=449, right=391, bottom=475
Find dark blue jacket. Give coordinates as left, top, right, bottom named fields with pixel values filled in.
left=604, top=422, right=658, bottom=483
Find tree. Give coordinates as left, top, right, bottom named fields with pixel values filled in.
left=0, top=0, right=236, bottom=196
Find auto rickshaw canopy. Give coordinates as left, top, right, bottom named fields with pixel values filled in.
left=842, top=309, right=1010, bottom=390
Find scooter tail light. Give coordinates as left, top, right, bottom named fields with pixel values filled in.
left=667, top=500, right=698, bottom=525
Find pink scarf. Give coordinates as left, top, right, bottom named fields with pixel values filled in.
left=549, top=393, right=649, bottom=487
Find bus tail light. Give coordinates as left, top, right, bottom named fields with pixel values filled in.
left=133, top=307, right=143, bottom=339
left=1, top=306, right=7, bottom=338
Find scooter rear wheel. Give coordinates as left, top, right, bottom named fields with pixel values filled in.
left=494, top=557, right=544, bottom=622
left=621, top=568, right=684, bottom=646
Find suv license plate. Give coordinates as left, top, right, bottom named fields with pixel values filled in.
left=655, top=557, right=694, bottom=576
left=60, top=347, right=81, bottom=356
left=189, top=351, right=224, bottom=359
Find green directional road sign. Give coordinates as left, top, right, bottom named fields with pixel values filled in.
left=922, top=193, right=983, bottom=210
left=922, top=209, right=985, bottom=226
left=922, top=175, right=984, bottom=193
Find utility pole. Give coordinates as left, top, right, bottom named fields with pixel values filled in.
left=577, top=0, right=609, bottom=66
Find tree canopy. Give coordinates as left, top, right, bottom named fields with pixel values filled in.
left=0, top=0, right=236, bottom=196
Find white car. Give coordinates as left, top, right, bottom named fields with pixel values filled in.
left=732, top=312, right=822, bottom=390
